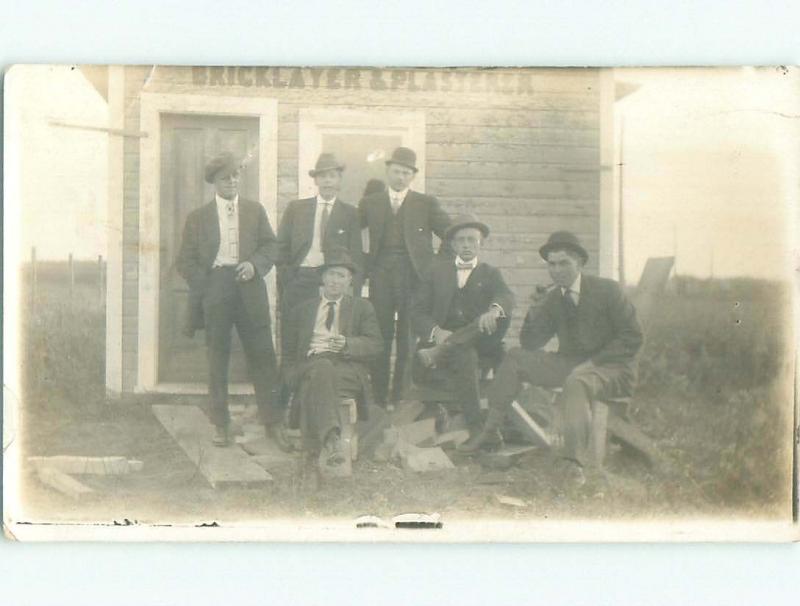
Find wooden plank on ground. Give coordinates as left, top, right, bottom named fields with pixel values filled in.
left=509, top=401, right=552, bottom=447
left=36, top=467, right=94, bottom=500
left=29, top=456, right=143, bottom=475
left=152, top=404, right=273, bottom=488
left=389, top=400, right=425, bottom=426
left=398, top=418, right=437, bottom=446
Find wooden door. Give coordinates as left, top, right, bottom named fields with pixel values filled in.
left=158, top=113, right=259, bottom=384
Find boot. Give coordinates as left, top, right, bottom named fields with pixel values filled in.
left=266, top=420, right=294, bottom=453
left=457, top=408, right=505, bottom=454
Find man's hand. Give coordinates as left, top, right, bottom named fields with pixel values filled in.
left=433, top=327, right=452, bottom=345
left=327, top=335, right=347, bottom=353
left=478, top=306, right=503, bottom=334
left=236, top=261, right=256, bottom=282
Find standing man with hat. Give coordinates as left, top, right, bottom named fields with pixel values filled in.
left=410, top=214, right=514, bottom=438
left=282, top=249, right=383, bottom=481
left=359, top=146, right=451, bottom=408
left=276, top=153, right=364, bottom=413
left=459, top=231, right=643, bottom=476
left=177, top=151, right=287, bottom=448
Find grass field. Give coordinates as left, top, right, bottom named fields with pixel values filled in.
left=12, top=269, right=796, bottom=525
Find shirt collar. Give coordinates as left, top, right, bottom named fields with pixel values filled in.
left=215, top=193, right=239, bottom=209
left=389, top=187, right=409, bottom=201
left=316, top=194, right=336, bottom=207
left=455, top=256, right=478, bottom=269
left=321, top=294, right=343, bottom=305
left=562, top=273, right=582, bottom=295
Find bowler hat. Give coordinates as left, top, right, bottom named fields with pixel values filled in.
left=385, top=146, right=418, bottom=172
left=539, top=231, right=588, bottom=263
left=309, top=153, right=345, bottom=177
left=204, top=151, right=244, bottom=184
left=444, top=213, right=490, bottom=240
left=319, top=248, right=358, bottom=275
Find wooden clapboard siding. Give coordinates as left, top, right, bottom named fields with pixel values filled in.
left=117, top=66, right=606, bottom=392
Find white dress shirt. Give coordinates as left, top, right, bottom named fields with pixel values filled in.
left=455, top=255, right=478, bottom=288
left=300, top=195, right=336, bottom=268
left=308, top=296, right=343, bottom=355
left=213, top=194, right=239, bottom=267
left=561, top=273, right=582, bottom=305
left=388, top=187, right=409, bottom=213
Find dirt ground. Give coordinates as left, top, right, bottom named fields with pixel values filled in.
left=11, top=276, right=794, bottom=529
left=14, top=390, right=771, bottom=528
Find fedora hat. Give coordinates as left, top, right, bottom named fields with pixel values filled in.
left=385, top=146, right=418, bottom=172
left=444, top=213, right=490, bottom=240
left=539, top=231, right=588, bottom=263
left=319, top=248, right=358, bottom=275
left=309, top=153, right=345, bottom=177
left=204, top=151, right=244, bottom=184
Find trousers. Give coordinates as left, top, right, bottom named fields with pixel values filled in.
left=413, top=317, right=509, bottom=431
left=487, top=348, right=636, bottom=465
left=369, top=252, right=416, bottom=404
left=293, top=354, right=362, bottom=452
left=203, top=267, right=279, bottom=428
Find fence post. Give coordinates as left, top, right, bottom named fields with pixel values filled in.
left=30, top=246, right=37, bottom=313
left=68, top=253, right=75, bottom=303
left=98, top=254, right=105, bottom=306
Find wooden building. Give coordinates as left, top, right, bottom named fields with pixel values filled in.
left=99, top=66, right=617, bottom=396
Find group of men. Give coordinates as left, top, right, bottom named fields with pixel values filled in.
left=176, top=146, right=643, bottom=482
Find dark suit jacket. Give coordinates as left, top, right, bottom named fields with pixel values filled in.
left=282, top=294, right=383, bottom=418
left=358, top=190, right=451, bottom=279
left=519, top=274, right=643, bottom=366
left=176, top=198, right=278, bottom=332
left=410, top=257, right=515, bottom=340
left=276, top=197, right=364, bottom=293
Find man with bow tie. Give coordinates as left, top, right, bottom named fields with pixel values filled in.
left=359, top=146, right=451, bottom=408
left=410, top=214, right=514, bottom=439
left=176, top=151, right=284, bottom=448
left=281, top=250, right=382, bottom=481
left=459, top=231, right=643, bottom=477
left=276, top=153, right=364, bottom=416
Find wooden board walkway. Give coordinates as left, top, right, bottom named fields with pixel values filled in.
left=152, top=404, right=273, bottom=488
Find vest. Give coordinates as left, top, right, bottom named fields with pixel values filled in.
left=442, top=286, right=478, bottom=331
left=381, top=203, right=407, bottom=253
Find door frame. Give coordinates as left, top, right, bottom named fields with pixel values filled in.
left=137, top=93, right=278, bottom=394
left=297, top=107, right=426, bottom=199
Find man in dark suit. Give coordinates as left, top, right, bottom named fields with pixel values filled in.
left=359, top=146, right=451, bottom=407
left=460, top=232, right=643, bottom=474
left=276, top=153, right=364, bottom=411
left=282, top=250, right=383, bottom=478
left=176, top=151, right=287, bottom=449
left=410, top=214, right=514, bottom=437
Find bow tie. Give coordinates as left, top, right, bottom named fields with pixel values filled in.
left=456, top=262, right=474, bottom=270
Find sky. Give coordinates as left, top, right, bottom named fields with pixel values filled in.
left=7, top=65, right=799, bottom=281
left=616, top=67, right=799, bottom=282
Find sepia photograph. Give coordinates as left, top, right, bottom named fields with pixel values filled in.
left=3, top=65, right=798, bottom=541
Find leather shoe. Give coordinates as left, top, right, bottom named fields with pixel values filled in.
left=457, top=427, right=503, bottom=454
left=212, top=425, right=231, bottom=447
left=267, top=421, right=294, bottom=453
left=318, top=430, right=347, bottom=477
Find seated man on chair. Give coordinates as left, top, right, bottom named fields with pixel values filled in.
left=410, top=214, right=514, bottom=440
left=459, top=231, right=643, bottom=475
left=282, top=250, right=383, bottom=478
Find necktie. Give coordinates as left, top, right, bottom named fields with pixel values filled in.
left=562, top=288, right=577, bottom=313
left=325, top=301, right=336, bottom=331
left=226, top=201, right=235, bottom=217
left=390, top=194, right=401, bottom=214
left=319, top=202, right=330, bottom=242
